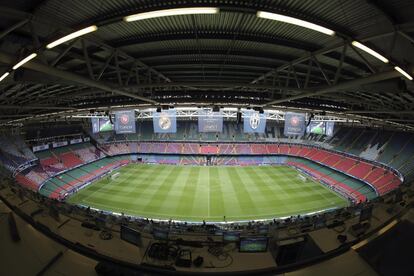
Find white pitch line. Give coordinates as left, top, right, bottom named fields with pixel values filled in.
left=207, top=168, right=210, bottom=217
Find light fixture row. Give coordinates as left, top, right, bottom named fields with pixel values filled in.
left=0, top=7, right=412, bottom=83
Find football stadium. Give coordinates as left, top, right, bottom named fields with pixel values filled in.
left=0, top=1, right=414, bottom=276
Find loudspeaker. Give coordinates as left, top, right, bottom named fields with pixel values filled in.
left=237, top=112, right=242, bottom=124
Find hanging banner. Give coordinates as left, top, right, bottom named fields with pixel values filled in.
left=53, top=141, right=68, bottom=148
left=153, top=109, right=177, bottom=133
left=115, top=110, right=136, bottom=134
left=198, top=109, right=223, bottom=132
left=33, top=144, right=49, bottom=152
left=243, top=110, right=266, bottom=133
left=284, top=112, right=306, bottom=136
left=70, top=138, right=83, bottom=144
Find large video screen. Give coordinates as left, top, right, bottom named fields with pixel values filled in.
left=306, top=121, right=334, bottom=136
left=99, top=118, right=114, bottom=132
left=91, top=117, right=113, bottom=133
left=307, top=121, right=325, bottom=135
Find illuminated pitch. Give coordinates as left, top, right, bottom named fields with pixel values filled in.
left=67, top=164, right=348, bottom=222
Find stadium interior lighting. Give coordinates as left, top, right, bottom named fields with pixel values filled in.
left=46, top=25, right=98, bottom=49
left=124, top=7, right=219, bottom=22
left=351, top=41, right=389, bottom=63
left=0, top=72, right=9, bottom=82
left=256, top=11, right=335, bottom=36
left=394, top=66, right=413, bottom=81
left=12, top=53, right=38, bottom=70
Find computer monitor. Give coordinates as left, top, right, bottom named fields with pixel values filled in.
left=223, top=231, right=240, bottom=243
left=215, top=229, right=224, bottom=236
left=258, top=225, right=269, bottom=235
left=120, top=225, right=142, bottom=246
left=239, top=237, right=268, bottom=253
left=153, top=228, right=169, bottom=241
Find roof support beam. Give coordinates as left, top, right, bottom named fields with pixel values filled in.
left=0, top=18, right=29, bottom=41
left=124, top=82, right=311, bottom=94
left=0, top=51, right=157, bottom=104
left=344, top=110, right=414, bottom=114
left=50, top=39, right=78, bottom=67
left=0, top=104, right=72, bottom=110
left=264, top=70, right=400, bottom=106
left=0, top=7, right=170, bottom=83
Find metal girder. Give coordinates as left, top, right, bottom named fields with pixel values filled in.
left=123, top=81, right=311, bottom=94
left=0, top=7, right=170, bottom=83
left=0, top=18, right=30, bottom=41
left=250, top=27, right=410, bottom=85
left=0, top=51, right=158, bottom=104
left=110, top=30, right=319, bottom=52
left=50, top=39, right=78, bottom=67
left=0, top=104, right=72, bottom=110
left=265, top=70, right=400, bottom=106
left=344, top=110, right=414, bottom=114
left=132, top=52, right=361, bottom=80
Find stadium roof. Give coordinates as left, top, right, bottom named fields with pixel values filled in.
left=0, top=0, right=414, bottom=128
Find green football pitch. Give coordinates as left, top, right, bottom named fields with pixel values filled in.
left=67, top=164, right=348, bottom=222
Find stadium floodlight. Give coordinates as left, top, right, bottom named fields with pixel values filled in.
left=124, top=7, right=219, bottom=22
left=351, top=41, right=389, bottom=63
left=0, top=72, right=9, bottom=82
left=394, top=66, right=413, bottom=81
left=256, top=11, right=335, bottom=36
left=46, top=25, right=98, bottom=49
left=12, top=53, right=37, bottom=70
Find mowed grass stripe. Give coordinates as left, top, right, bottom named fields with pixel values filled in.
left=191, top=167, right=209, bottom=218
left=77, top=165, right=163, bottom=208
left=68, top=164, right=349, bottom=222
left=67, top=165, right=154, bottom=203
left=157, top=167, right=191, bottom=215
left=226, top=167, right=258, bottom=215
left=143, top=166, right=183, bottom=212
left=175, top=167, right=200, bottom=216
left=240, top=167, right=281, bottom=202
left=216, top=167, right=243, bottom=218
left=209, top=167, right=226, bottom=219
left=87, top=165, right=174, bottom=211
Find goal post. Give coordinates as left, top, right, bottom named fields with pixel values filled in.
left=297, top=174, right=307, bottom=182
left=111, top=172, right=121, bottom=180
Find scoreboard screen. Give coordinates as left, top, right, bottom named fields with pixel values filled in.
left=306, top=121, right=334, bottom=136
left=91, top=117, right=114, bottom=133
left=99, top=118, right=114, bottom=132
